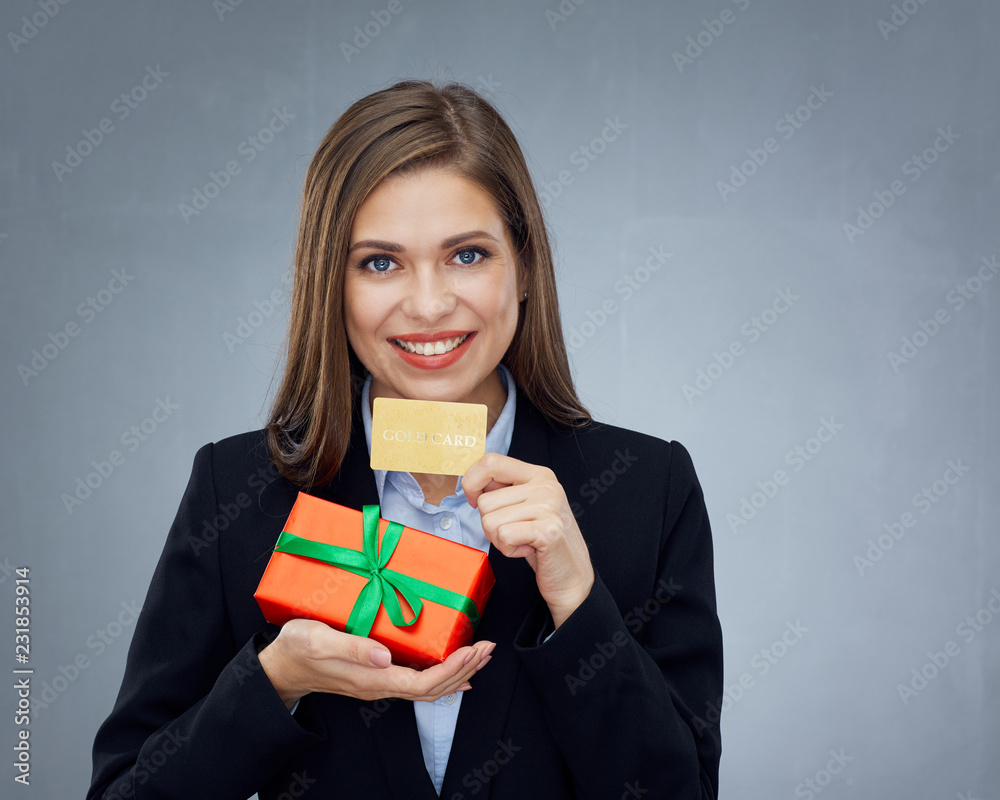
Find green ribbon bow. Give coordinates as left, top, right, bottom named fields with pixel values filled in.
left=273, top=504, right=481, bottom=638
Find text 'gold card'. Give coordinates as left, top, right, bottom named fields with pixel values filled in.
left=370, top=397, right=487, bottom=476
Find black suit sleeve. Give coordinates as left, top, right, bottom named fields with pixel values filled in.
left=512, top=441, right=724, bottom=799
left=87, top=443, right=325, bottom=800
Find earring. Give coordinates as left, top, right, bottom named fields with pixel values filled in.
left=522, top=291, right=528, bottom=300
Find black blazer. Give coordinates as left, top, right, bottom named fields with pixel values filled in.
left=88, top=385, right=723, bottom=799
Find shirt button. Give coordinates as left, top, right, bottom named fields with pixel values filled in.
left=445, top=693, right=457, bottom=705
left=440, top=516, right=453, bottom=531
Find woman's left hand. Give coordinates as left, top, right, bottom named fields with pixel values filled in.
left=463, top=453, right=595, bottom=629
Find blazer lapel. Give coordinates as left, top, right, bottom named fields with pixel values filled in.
left=312, top=403, right=381, bottom=511
left=439, top=386, right=553, bottom=796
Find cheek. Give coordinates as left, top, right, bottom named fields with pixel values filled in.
left=468, top=274, right=519, bottom=327
left=343, top=288, right=380, bottom=350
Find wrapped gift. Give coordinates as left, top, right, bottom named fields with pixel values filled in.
left=254, top=492, right=494, bottom=669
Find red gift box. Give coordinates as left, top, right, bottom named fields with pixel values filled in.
left=254, top=492, right=494, bottom=669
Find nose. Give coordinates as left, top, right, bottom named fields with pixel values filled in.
left=400, top=264, right=456, bottom=323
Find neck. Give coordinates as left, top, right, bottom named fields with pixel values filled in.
left=368, top=368, right=508, bottom=436
left=367, top=367, right=509, bottom=506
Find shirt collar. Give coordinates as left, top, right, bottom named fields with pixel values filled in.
left=360, top=363, right=517, bottom=499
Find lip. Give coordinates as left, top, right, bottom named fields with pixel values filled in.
left=389, top=331, right=476, bottom=370
left=390, top=330, right=472, bottom=343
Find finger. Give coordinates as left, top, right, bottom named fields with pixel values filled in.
left=326, top=629, right=394, bottom=669
left=292, top=621, right=393, bottom=669
left=474, top=481, right=532, bottom=517
left=384, top=641, right=494, bottom=699
left=480, top=503, right=557, bottom=545
left=463, top=454, right=543, bottom=508
left=480, top=475, right=568, bottom=518
left=423, top=641, right=493, bottom=690
left=373, top=644, right=474, bottom=694
left=490, top=521, right=544, bottom=558
left=417, top=641, right=495, bottom=693
left=415, top=642, right=496, bottom=700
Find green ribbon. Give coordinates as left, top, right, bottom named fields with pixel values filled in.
left=273, top=504, right=481, bottom=638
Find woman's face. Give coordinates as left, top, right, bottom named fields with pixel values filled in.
left=344, top=166, right=525, bottom=414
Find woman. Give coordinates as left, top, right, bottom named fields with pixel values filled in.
left=88, top=80, right=724, bottom=799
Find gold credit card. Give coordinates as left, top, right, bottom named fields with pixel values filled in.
left=370, top=397, right=487, bottom=475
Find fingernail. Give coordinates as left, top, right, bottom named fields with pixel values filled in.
left=463, top=650, right=476, bottom=666
left=458, top=682, right=473, bottom=692
left=370, top=649, right=392, bottom=668
left=484, top=642, right=497, bottom=657
left=476, top=655, right=492, bottom=671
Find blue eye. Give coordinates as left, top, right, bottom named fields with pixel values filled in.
left=454, top=247, right=490, bottom=266
left=358, top=255, right=397, bottom=273
left=355, top=246, right=491, bottom=273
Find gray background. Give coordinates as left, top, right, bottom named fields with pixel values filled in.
left=2, top=0, right=997, bottom=797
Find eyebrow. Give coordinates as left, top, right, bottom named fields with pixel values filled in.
left=348, top=230, right=501, bottom=253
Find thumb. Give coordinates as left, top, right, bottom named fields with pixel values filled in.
left=299, top=621, right=393, bottom=668
left=368, top=646, right=392, bottom=668
left=335, top=628, right=392, bottom=668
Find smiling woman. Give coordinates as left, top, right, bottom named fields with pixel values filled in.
left=265, top=82, right=587, bottom=493
left=343, top=168, right=524, bottom=423
left=88, top=80, right=724, bottom=800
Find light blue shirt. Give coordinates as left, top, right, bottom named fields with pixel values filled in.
left=361, top=363, right=516, bottom=795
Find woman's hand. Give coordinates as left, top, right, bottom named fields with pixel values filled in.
left=258, top=620, right=495, bottom=711
left=462, top=453, right=595, bottom=629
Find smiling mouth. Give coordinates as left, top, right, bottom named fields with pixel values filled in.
left=392, top=333, right=472, bottom=356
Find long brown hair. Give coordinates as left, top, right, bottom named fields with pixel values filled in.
left=267, top=79, right=590, bottom=488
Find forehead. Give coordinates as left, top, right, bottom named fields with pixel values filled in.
left=350, top=168, right=506, bottom=244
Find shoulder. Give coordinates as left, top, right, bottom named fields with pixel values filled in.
left=207, top=426, right=272, bottom=466
left=541, top=412, right=699, bottom=485
left=516, top=396, right=704, bottom=513
left=186, top=427, right=287, bottom=500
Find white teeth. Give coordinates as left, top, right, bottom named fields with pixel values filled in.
left=395, top=333, right=469, bottom=355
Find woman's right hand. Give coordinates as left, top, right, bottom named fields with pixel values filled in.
left=257, top=619, right=496, bottom=710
